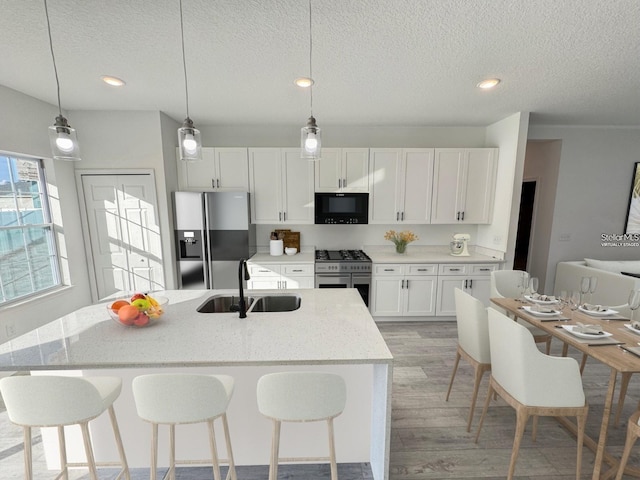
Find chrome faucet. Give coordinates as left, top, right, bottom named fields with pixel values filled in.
left=237, top=258, right=250, bottom=318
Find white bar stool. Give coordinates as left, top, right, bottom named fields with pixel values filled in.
left=256, top=372, right=346, bottom=480
left=131, top=373, right=237, bottom=480
left=0, top=374, right=130, bottom=480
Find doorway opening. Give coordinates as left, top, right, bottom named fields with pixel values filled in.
left=513, top=180, right=537, bottom=270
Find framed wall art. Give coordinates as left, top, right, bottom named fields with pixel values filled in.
left=625, top=162, right=640, bottom=233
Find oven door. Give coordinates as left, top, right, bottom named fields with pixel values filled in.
left=315, top=273, right=352, bottom=289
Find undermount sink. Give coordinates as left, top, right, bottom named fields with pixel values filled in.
left=249, top=295, right=302, bottom=313
left=197, top=294, right=301, bottom=314
left=197, top=295, right=254, bottom=313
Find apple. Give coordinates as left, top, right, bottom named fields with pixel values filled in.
left=131, top=298, right=151, bottom=312
left=131, top=293, right=146, bottom=302
left=133, top=312, right=150, bottom=327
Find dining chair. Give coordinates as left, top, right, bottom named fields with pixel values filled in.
left=615, top=409, right=640, bottom=479
left=475, top=309, right=588, bottom=480
left=446, top=288, right=491, bottom=432
left=490, top=270, right=552, bottom=354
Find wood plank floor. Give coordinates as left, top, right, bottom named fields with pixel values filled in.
left=3, top=321, right=640, bottom=478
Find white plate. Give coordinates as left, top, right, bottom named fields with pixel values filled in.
left=522, top=305, right=562, bottom=317
left=624, top=324, right=640, bottom=335
left=578, top=306, right=619, bottom=317
left=561, top=325, right=612, bottom=339
left=524, top=295, right=559, bottom=305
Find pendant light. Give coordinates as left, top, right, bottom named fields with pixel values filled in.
left=300, top=0, right=321, bottom=160
left=177, top=0, right=202, bottom=162
left=44, top=0, right=80, bottom=161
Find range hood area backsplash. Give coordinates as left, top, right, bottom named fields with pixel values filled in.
left=254, top=224, right=479, bottom=251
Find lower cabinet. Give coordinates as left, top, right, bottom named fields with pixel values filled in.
left=247, top=263, right=314, bottom=290
left=435, top=263, right=496, bottom=315
left=371, top=264, right=437, bottom=317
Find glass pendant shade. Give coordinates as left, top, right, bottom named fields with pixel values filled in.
left=178, top=117, right=202, bottom=161
left=48, top=115, right=80, bottom=161
left=301, top=116, right=321, bottom=160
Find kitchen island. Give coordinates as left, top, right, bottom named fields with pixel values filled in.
left=0, top=289, right=393, bottom=479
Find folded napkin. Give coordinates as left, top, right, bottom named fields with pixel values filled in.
left=582, top=303, right=609, bottom=312
left=574, top=322, right=605, bottom=335
left=530, top=293, right=557, bottom=302
left=533, top=305, right=558, bottom=314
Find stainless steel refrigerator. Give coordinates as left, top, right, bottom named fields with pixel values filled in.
left=173, top=191, right=256, bottom=289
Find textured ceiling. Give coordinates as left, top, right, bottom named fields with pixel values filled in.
left=1, top=0, right=639, bottom=127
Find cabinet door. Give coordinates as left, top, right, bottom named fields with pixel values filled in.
left=282, top=276, right=315, bottom=289
left=469, top=276, right=492, bottom=307
left=249, top=149, right=282, bottom=224
left=315, top=148, right=342, bottom=192
left=371, top=277, right=403, bottom=316
left=431, top=149, right=464, bottom=224
left=342, top=148, right=369, bottom=192
left=436, top=276, right=467, bottom=316
left=401, top=149, right=433, bottom=223
left=178, top=147, right=216, bottom=190
left=216, top=148, right=249, bottom=191
left=369, top=149, right=402, bottom=223
left=247, top=278, right=281, bottom=289
left=282, top=149, right=315, bottom=224
left=405, top=277, right=437, bottom=316
left=459, top=149, right=497, bottom=224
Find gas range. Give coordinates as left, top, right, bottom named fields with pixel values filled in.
left=315, top=249, right=372, bottom=273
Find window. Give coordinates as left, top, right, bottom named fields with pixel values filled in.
left=0, top=155, right=60, bottom=305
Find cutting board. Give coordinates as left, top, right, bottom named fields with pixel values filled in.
left=275, top=229, right=300, bottom=251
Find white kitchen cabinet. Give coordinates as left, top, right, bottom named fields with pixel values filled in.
left=248, top=148, right=315, bottom=224
left=315, top=148, right=369, bottom=192
left=435, top=263, right=496, bottom=315
left=177, top=147, right=249, bottom=191
left=369, top=148, right=434, bottom=224
left=247, top=263, right=314, bottom=290
left=431, top=148, right=497, bottom=224
left=371, top=264, right=437, bottom=316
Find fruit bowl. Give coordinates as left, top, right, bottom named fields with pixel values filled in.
left=107, top=293, right=168, bottom=328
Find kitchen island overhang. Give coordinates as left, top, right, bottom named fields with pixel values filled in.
left=0, top=289, right=393, bottom=480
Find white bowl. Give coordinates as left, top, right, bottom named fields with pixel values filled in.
left=285, top=247, right=297, bottom=255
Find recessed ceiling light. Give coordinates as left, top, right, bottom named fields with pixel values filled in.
left=101, top=75, right=126, bottom=87
left=295, top=77, right=314, bottom=88
left=477, top=78, right=501, bottom=89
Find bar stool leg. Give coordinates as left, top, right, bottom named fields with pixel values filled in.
left=108, top=405, right=130, bottom=480
left=221, top=413, right=237, bottom=480
left=23, top=426, right=33, bottom=480
left=150, top=423, right=158, bottom=480
left=327, top=417, right=338, bottom=480
left=80, top=422, right=99, bottom=480
left=269, top=419, right=281, bottom=480
left=207, top=419, right=222, bottom=480
left=169, top=424, right=176, bottom=480
left=58, top=425, right=68, bottom=480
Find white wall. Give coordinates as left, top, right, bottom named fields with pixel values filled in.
left=159, top=112, right=180, bottom=288
left=523, top=140, right=562, bottom=291
left=478, top=112, right=530, bottom=265
left=529, top=125, right=640, bottom=292
left=0, top=86, right=92, bottom=343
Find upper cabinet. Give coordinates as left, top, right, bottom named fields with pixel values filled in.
left=177, top=147, right=249, bottom=191
left=248, top=148, right=315, bottom=224
left=369, top=148, right=434, bottom=224
left=315, top=148, right=369, bottom=192
left=430, top=148, right=497, bottom=224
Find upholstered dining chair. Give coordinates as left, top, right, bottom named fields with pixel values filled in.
left=475, top=309, right=588, bottom=480
left=446, top=288, right=491, bottom=432
left=490, top=270, right=552, bottom=354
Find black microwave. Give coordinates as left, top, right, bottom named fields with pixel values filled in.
left=315, top=192, right=369, bottom=224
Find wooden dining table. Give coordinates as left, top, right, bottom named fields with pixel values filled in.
left=491, top=297, right=640, bottom=480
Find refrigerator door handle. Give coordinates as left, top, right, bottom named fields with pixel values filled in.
left=203, top=193, right=212, bottom=288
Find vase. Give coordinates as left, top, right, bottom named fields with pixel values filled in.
left=395, top=243, right=407, bottom=254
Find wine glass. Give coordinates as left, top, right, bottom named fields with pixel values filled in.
left=516, top=272, right=528, bottom=301
left=629, top=289, right=640, bottom=322
left=579, top=277, right=590, bottom=305
left=588, top=276, right=598, bottom=304
left=559, top=290, right=569, bottom=310
left=529, top=277, right=539, bottom=296
left=569, top=290, right=581, bottom=319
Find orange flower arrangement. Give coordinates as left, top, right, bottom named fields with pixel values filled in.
left=384, top=230, right=418, bottom=254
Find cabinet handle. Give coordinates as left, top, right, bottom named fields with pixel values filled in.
left=417, top=268, right=427, bottom=272
left=343, top=178, right=347, bottom=188
left=258, top=269, right=269, bottom=273
left=461, top=211, right=465, bottom=221
left=406, top=279, right=409, bottom=288
left=469, top=279, right=473, bottom=288
left=401, top=279, right=405, bottom=289
left=456, top=211, right=460, bottom=221
left=283, top=212, right=286, bottom=221
left=464, top=279, right=468, bottom=289
left=292, top=269, right=303, bottom=272
left=279, top=212, right=282, bottom=221
left=401, top=212, right=404, bottom=221
left=338, top=179, right=341, bottom=188
left=396, top=212, right=399, bottom=221
left=383, top=268, right=394, bottom=272
left=479, top=268, right=490, bottom=272
left=450, top=268, right=461, bottom=272
left=217, top=179, right=220, bottom=188
left=211, top=179, right=215, bottom=189
left=283, top=281, right=287, bottom=289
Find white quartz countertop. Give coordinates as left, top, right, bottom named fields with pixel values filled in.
left=249, top=251, right=314, bottom=264
left=366, top=246, right=504, bottom=264
left=0, top=289, right=392, bottom=371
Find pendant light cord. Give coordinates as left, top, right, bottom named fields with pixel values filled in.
left=308, top=0, right=314, bottom=117
left=179, top=0, right=190, bottom=119
left=44, top=0, right=63, bottom=117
